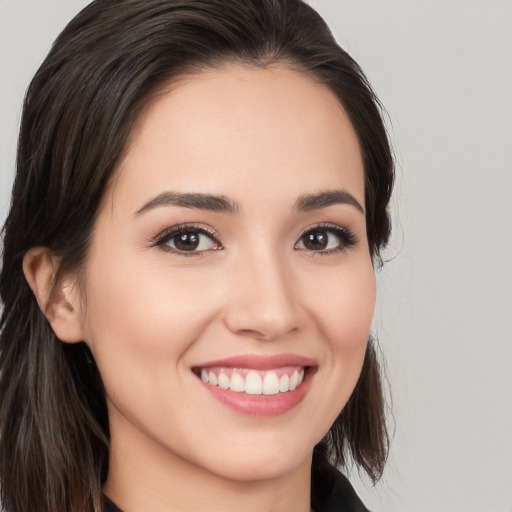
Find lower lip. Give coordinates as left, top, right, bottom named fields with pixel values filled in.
left=197, top=370, right=314, bottom=417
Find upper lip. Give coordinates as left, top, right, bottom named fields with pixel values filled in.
left=194, top=353, right=317, bottom=371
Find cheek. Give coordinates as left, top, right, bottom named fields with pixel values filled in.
left=310, top=259, right=376, bottom=355
left=80, top=255, right=207, bottom=432
left=81, top=247, right=222, bottom=376
left=299, top=258, right=376, bottom=433
left=81, top=254, right=171, bottom=379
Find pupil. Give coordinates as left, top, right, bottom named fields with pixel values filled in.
left=304, top=231, right=327, bottom=250
left=175, top=232, right=199, bottom=251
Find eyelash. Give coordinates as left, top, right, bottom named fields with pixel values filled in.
left=296, top=223, right=358, bottom=256
left=151, top=223, right=357, bottom=256
left=151, top=224, right=222, bottom=257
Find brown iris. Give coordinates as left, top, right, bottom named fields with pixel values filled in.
left=174, top=232, right=200, bottom=251
left=301, top=230, right=329, bottom=251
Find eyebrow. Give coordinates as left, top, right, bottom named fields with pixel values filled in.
left=134, top=191, right=240, bottom=216
left=295, top=190, right=364, bottom=214
left=134, top=188, right=364, bottom=216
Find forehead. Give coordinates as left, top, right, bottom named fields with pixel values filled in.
left=110, top=64, right=364, bottom=214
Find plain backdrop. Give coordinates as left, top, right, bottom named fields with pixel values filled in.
left=1, top=1, right=511, bottom=511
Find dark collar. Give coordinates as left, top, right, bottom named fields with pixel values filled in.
left=104, top=496, right=122, bottom=512
left=310, top=451, right=370, bottom=512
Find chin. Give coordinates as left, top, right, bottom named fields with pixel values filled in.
left=190, top=431, right=318, bottom=483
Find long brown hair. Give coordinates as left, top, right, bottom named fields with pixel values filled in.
left=0, top=1, right=394, bottom=510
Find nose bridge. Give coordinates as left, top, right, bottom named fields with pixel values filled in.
left=224, top=242, right=300, bottom=340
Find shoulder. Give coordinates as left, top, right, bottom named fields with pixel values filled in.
left=311, top=452, right=371, bottom=512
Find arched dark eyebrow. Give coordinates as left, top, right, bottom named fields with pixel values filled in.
left=134, top=191, right=240, bottom=216
left=134, top=189, right=363, bottom=216
left=295, top=190, right=364, bottom=215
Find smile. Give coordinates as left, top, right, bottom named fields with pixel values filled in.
left=192, top=354, right=316, bottom=416
left=198, top=366, right=306, bottom=395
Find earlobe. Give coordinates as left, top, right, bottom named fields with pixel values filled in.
left=22, top=247, right=85, bottom=343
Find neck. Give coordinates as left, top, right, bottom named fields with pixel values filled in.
left=104, top=415, right=312, bottom=512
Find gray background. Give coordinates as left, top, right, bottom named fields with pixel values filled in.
left=1, top=1, right=511, bottom=511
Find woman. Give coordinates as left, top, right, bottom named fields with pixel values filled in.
left=0, top=0, right=394, bottom=511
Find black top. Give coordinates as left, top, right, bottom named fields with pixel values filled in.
left=104, top=452, right=370, bottom=512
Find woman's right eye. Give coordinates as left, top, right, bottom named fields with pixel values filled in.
left=154, top=226, right=222, bottom=255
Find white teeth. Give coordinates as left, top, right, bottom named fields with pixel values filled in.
left=245, top=372, right=263, bottom=394
left=289, top=370, right=299, bottom=391
left=229, top=373, right=245, bottom=392
left=200, top=368, right=307, bottom=394
left=279, top=374, right=289, bottom=392
left=262, top=373, right=280, bottom=395
left=217, top=372, right=230, bottom=389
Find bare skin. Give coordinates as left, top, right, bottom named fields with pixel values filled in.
left=24, top=65, right=375, bottom=512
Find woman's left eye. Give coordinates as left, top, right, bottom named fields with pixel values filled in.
left=153, top=227, right=221, bottom=254
left=295, top=225, right=356, bottom=253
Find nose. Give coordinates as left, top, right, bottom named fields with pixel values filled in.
left=223, top=250, right=301, bottom=341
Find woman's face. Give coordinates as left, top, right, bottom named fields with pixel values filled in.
left=79, top=65, right=375, bottom=483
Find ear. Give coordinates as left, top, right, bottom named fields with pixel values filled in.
left=23, top=247, right=85, bottom=343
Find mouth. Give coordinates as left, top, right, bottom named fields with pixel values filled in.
left=192, top=354, right=317, bottom=416
left=193, top=366, right=308, bottom=394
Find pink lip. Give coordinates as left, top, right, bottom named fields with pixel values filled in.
left=195, top=353, right=317, bottom=371
left=193, top=353, right=317, bottom=417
